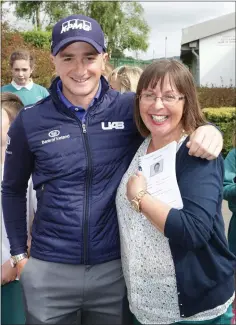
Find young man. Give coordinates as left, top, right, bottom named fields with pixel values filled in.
left=1, top=92, right=36, bottom=325
left=2, top=14, right=223, bottom=325
left=1, top=50, right=49, bottom=106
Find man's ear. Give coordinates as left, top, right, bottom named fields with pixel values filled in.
left=50, top=54, right=55, bottom=65
left=102, top=53, right=108, bottom=71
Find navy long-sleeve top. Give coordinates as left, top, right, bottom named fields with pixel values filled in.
left=164, top=137, right=236, bottom=317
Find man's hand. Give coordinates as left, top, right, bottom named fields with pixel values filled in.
left=16, top=258, right=28, bottom=279
left=1, top=260, right=17, bottom=285
left=186, top=125, right=223, bottom=160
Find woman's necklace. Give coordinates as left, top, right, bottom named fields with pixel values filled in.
left=148, top=129, right=188, bottom=154
left=178, top=129, right=188, bottom=144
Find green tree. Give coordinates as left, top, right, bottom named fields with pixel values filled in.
left=83, top=1, right=149, bottom=56
left=5, top=1, right=71, bottom=30
left=5, top=1, right=149, bottom=56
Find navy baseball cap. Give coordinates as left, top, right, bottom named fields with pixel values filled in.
left=51, top=14, right=106, bottom=56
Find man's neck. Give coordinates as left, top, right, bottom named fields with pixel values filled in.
left=62, top=84, right=99, bottom=110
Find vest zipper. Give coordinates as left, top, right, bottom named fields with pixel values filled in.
left=58, top=105, right=96, bottom=264
left=73, top=115, right=91, bottom=265
left=82, top=123, right=86, bottom=133
left=82, top=123, right=92, bottom=264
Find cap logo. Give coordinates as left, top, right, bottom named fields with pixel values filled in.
left=61, top=19, right=92, bottom=34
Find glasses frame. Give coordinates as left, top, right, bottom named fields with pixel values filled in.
left=139, top=93, right=185, bottom=105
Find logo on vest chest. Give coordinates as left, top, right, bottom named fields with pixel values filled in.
left=41, top=130, right=70, bottom=145
left=101, top=122, right=125, bottom=130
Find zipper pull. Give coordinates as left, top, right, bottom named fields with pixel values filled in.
left=82, top=124, right=87, bottom=133
left=41, top=184, right=44, bottom=191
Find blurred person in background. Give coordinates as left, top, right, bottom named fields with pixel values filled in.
left=1, top=49, right=49, bottom=106
left=103, top=61, right=114, bottom=80
left=108, top=65, right=143, bottom=93
left=223, top=131, right=236, bottom=322
left=1, top=92, right=36, bottom=325
left=224, top=132, right=236, bottom=257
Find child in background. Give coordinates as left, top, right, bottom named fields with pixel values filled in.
left=108, top=65, right=143, bottom=93
left=1, top=92, right=36, bottom=325
left=1, top=49, right=49, bottom=106
left=223, top=132, right=236, bottom=324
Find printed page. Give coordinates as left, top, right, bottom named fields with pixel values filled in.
left=139, top=141, right=183, bottom=209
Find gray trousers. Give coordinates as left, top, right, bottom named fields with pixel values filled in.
left=20, top=257, right=132, bottom=324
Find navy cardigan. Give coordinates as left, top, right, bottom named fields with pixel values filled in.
left=164, top=137, right=236, bottom=318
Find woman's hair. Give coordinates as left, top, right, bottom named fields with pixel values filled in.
left=103, top=62, right=114, bottom=80
left=1, top=92, right=24, bottom=123
left=108, top=65, right=143, bottom=93
left=51, top=72, right=58, bottom=83
left=134, top=59, right=207, bottom=137
left=9, top=49, right=35, bottom=69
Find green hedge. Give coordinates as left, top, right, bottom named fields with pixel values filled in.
left=22, top=31, right=51, bottom=49
left=197, top=87, right=236, bottom=108
left=203, top=107, right=236, bottom=157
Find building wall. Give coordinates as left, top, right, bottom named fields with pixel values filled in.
left=190, top=54, right=199, bottom=86
left=199, top=28, right=235, bottom=87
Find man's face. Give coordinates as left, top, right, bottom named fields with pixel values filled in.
left=11, top=60, right=32, bottom=86
left=51, top=42, right=107, bottom=107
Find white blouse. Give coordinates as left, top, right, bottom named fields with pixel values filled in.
left=116, top=136, right=234, bottom=324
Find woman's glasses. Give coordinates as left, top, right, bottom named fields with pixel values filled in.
left=140, top=93, right=185, bottom=105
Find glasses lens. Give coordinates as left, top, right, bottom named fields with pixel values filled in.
left=141, top=94, right=155, bottom=103
left=163, top=95, right=176, bottom=102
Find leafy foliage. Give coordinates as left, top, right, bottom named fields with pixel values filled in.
left=6, top=1, right=71, bottom=30
left=1, top=25, right=54, bottom=88
left=203, top=107, right=236, bottom=157
left=22, top=31, right=51, bottom=49
left=84, top=2, right=149, bottom=55
left=197, top=86, right=236, bottom=108
left=14, top=1, right=43, bottom=30
left=4, top=1, right=150, bottom=57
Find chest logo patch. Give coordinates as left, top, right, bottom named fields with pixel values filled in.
left=101, top=121, right=125, bottom=130
left=49, top=130, right=60, bottom=137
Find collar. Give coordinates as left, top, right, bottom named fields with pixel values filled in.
left=11, top=80, right=34, bottom=90
left=56, top=79, right=102, bottom=109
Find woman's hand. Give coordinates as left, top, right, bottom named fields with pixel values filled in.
left=127, top=171, right=147, bottom=202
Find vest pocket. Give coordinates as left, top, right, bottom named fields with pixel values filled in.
left=35, top=184, right=46, bottom=234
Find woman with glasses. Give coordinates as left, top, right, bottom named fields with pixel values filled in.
left=116, top=59, right=236, bottom=324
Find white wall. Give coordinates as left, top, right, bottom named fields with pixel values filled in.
left=199, top=28, right=235, bottom=86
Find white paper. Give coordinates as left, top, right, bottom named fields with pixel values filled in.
left=139, top=141, right=183, bottom=210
